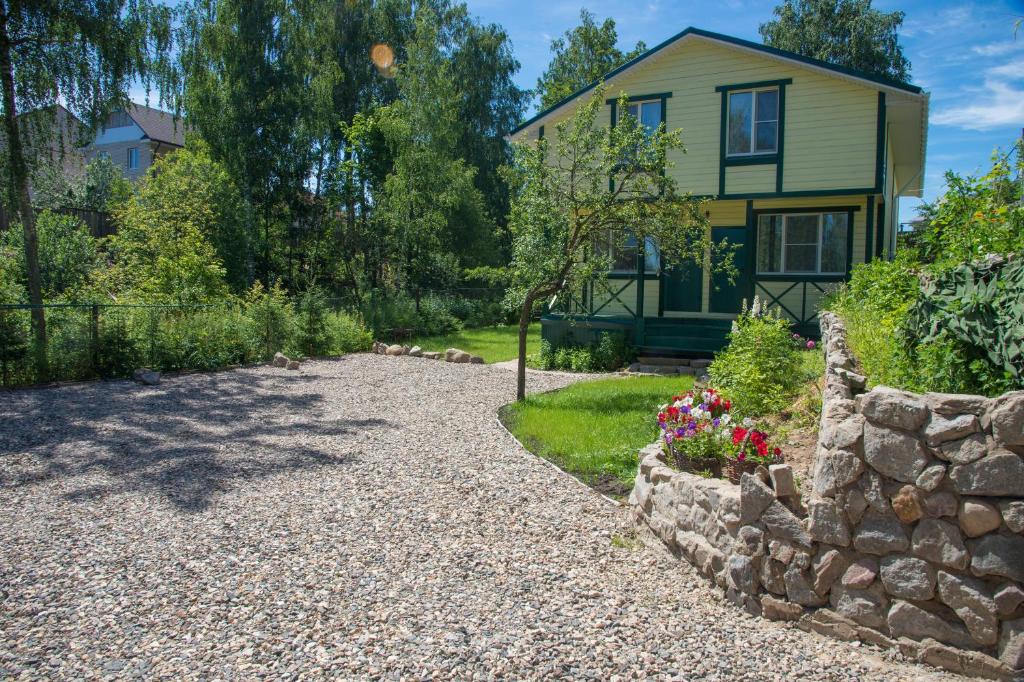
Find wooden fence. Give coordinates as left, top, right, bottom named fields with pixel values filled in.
left=0, top=206, right=116, bottom=238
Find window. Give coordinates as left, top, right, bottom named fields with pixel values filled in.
left=756, top=212, right=849, bottom=275
left=619, top=100, right=662, bottom=135
left=127, top=147, right=139, bottom=170
left=96, top=151, right=110, bottom=161
left=727, top=88, right=778, bottom=156
left=609, top=232, right=659, bottom=274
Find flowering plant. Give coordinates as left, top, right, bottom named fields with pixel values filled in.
left=791, top=332, right=816, bottom=351
left=658, top=388, right=782, bottom=469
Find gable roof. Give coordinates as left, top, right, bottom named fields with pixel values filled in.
left=126, top=103, right=187, bottom=147
left=512, top=26, right=924, bottom=135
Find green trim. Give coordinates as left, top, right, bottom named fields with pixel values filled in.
left=715, top=78, right=792, bottom=93
left=511, top=27, right=921, bottom=135
left=776, top=84, right=786, bottom=193
left=751, top=205, right=857, bottom=278
left=864, top=195, right=875, bottom=262
left=608, top=273, right=659, bottom=280
left=723, top=155, right=778, bottom=166
left=745, top=200, right=755, bottom=303
left=538, top=125, right=544, bottom=140
left=875, top=200, right=885, bottom=259
left=718, top=81, right=787, bottom=196
left=874, top=92, right=886, bottom=193
left=718, top=90, right=728, bottom=197
left=605, top=92, right=673, bottom=104
left=754, top=205, right=861, bottom=214
left=720, top=187, right=878, bottom=200
left=635, top=249, right=646, bottom=343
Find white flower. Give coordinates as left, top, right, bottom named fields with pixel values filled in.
left=743, top=417, right=753, bottom=427
left=721, top=414, right=731, bottom=425
left=682, top=396, right=693, bottom=406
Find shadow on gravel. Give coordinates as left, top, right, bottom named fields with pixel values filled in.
left=0, top=370, right=390, bottom=512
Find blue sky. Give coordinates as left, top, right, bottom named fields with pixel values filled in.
left=467, top=0, right=1024, bottom=224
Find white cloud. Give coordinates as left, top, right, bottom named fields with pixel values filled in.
left=932, top=58, right=1024, bottom=131
left=972, top=41, right=1023, bottom=57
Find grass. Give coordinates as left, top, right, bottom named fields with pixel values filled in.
left=499, top=374, right=695, bottom=497
left=402, top=323, right=541, bottom=364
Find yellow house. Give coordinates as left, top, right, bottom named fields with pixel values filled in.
left=509, top=27, right=928, bottom=355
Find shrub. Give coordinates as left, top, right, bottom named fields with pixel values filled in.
left=243, top=282, right=299, bottom=358
left=531, top=332, right=630, bottom=372
left=324, top=311, right=373, bottom=354
left=708, top=300, right=802, bottom=417
left=296, top=287, right=331, bottom=357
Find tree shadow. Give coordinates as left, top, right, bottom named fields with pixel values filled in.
left=0, top=369, right=390, bottom=512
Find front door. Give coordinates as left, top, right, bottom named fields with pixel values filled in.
left=709, top=226, right=749, bottom=314
left=661, top=258, right=703, bottom=313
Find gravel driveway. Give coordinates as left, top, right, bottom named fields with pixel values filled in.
left=0, top=355, right=954, bottom=680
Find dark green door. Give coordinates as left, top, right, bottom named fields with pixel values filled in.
left=661, top=258, right=703, bottom=313
left=710, top=226, right=749, bottom=314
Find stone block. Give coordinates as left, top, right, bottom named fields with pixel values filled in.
left=830, top=582, right=888, bottom=628
left=950, top=449, right=1024, bottom=496
left=768, top=539, right=796, bottom=565
left=935, top=433, right=988, bottom=465
left=271, top=352, right=288, bottom=367
left=285, top=360, right=300, bottom=370
left=784, top=565, right=827, bottom=606
left=990, top=391, right=1024, bottom=446
left=807, top=496, right=850, bottom=546
left=863, top=421, right=929, bottom=484
left=924, top=392, right=989, bottom=416
left=998, top=617, right=1024, bottom=670
left=853, top=510, right=909, bottom=555
left=923, top=413, right=980, bottom=447
left=970, top=534, right=1024, bottom=582
left=386, top=344, right=405, bottom=356
left=858, top=386, right=929, bottom=431
left=761, top=501, right=813, bottom=548
left=769, top=464, right=798, bottom=498
left=958, top=498, right=1002, bottom=537
left=842, top=488, right=868, bottom=524
left=857, top=468, right=889, bottom=514
left=923, top=491, right=958, bottom=518
left=761, top=594, right=803, bottom=621
left=760, top=557, right=786, bottom=595
left=408, top=345, right=423, bottom=357
left=879, top=554, right=936, bottom=600
left=995, top=584, right=1024, bottom=617
left=812, top=548, right=849, bottom=595
left=841, top=557, right=878, bottom=589
left=821, top=415, right=865, bottom=453
left=936, top=571, right=998, bottom=646
left=736, top=525, right=765, bottom=557
left=812, top=448, right=865, bottom=496
left=999, top=499, right=1024, bottom=533
left=887, top=600, right=977, bottom=649
left=891, top=485, right=925, bottom=524
left=915, top=463, right=946, bottom=492
left=469, top=355, right=484, bottom=364
left=911, top=518, right=969, bottom=569
left=728, top=554, right=758, bottom=595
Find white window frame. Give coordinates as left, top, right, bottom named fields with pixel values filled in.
left=727, top=86, right=779, bottom=157
left=756, top=212, right=848, bottom=276
left=127, top=147, right=139, bottom=170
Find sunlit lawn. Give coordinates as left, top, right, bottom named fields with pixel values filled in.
left=500, top=374, right=695, bottom=497
left=403, top=323, right=540, bottom=364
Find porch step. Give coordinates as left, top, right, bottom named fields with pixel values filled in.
left=622, top=362, right=698, bottom=376
left=637, top=356, right=692, bottom=366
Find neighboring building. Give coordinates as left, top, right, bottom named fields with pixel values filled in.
left=0, top=105, right=89, bottom=200
left=509, top=26, right=928, bottom=354
left=83, top=103, right=187, bottom=181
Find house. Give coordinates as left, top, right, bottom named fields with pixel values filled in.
left=0, top=105, right=89, bottom=200
left=83, top=103, right=187, bottom=181
left=509, top=27, right=927, bottom=356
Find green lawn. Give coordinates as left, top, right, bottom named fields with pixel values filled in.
left=403, top=323, right=540, bottom=363
left=500, top=374, right=695, bottom=497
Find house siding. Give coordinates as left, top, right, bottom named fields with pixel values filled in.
left=85, top=140, right=168, bottom=182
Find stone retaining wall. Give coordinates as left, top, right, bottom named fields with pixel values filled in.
left=628, top=311, right=1024, bottom=680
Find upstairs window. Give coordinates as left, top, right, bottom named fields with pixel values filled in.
left=757, top=212, right=848, bottom=275
left=127, top=147, right=139, bottom=170
left=727, top=87, right=778, bottom=156
left=619, top=100, right=662, bottom=135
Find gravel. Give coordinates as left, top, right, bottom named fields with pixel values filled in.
left=0, top=354, right=956, bottom=680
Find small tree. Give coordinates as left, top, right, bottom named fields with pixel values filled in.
left=505, top=84, right=729, bottom=400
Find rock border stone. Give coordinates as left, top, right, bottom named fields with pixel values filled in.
left=628, top=311, right=1024, bottom=681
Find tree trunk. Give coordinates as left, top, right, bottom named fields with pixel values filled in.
left=516, top=293, right=535, bottom=401
left=0, top=19, right=46, bottom=380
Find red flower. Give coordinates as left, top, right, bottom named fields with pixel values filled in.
left=732, top=427, right=747, bottom=445
left=724, top=400, right=731, bottom=411
left=658, top=412, right=666, bottom=422
left=773, top=447, right=781, bottom=456
left=756, top=441, right=768, bottom=456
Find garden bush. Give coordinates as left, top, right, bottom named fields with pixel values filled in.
left=707, top=300, right=802, bottom=417
left=532, top=332, right=631, bottom=372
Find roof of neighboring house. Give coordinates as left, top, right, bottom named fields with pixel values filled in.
left=126, top=103, right=186, bottom=147
left=511, top=26, right=925, bottom=135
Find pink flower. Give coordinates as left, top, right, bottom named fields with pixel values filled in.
left=806, top=340, right=816, bottom=350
